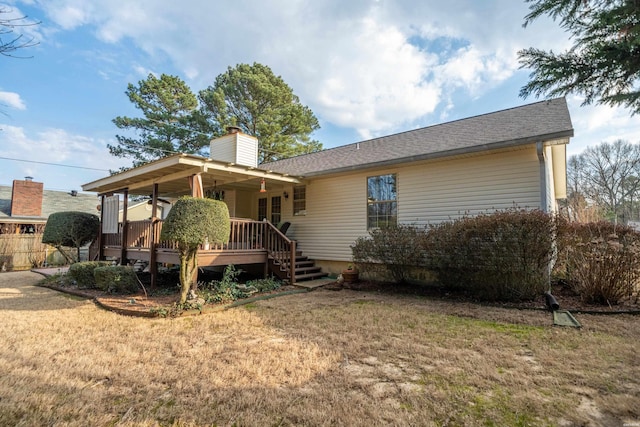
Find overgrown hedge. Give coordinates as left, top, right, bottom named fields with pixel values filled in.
left=351, top=210, right=640, bottom=305
left=351, top=224, right=427, bottom=283
left=555, top=220, right=640, bottom=304
left=426, top=209, right=555, bottom=301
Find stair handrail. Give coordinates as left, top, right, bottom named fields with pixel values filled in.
left=262, top=221, right=296, bottom=285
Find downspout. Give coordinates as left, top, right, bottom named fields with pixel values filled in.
left=537, top=141, right=553, bottom=291
left=537, top=141, right=548, bottom=213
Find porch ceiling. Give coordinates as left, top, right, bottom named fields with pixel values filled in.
left=82, top=154, right=303, bottom=196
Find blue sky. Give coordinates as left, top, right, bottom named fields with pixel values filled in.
left=1, top=0, right=639, bottom=193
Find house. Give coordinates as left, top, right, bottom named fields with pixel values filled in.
left=0, top=178, right=99, bottom=234
left=82, top=97, right=573, bottom=286
left=0, top=177, right=100, bottom=270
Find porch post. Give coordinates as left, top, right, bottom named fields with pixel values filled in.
left=290, top=239, right=296, bottom=285
left=149, top=184, right=159, bottom=288
left=120, top=189, right=129, bottom=265
left=98, top=194, right=105, bottom=260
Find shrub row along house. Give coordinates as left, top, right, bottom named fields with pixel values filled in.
left=82, top=98, right=573, bottom=287
left=0, top=178, right=99, bottom=270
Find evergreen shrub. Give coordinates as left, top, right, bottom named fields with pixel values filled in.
left=94, top=265, right=139, bottom=294
left=68, top=261, right=112, bottom=289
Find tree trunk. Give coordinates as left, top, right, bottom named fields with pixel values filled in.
left=179, top=253, right=190, bottom=304
left=178, top=247, right=199, bottom=304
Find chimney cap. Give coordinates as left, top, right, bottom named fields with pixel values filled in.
left=25, top=176, right=33, bottom=181
left=226, top=126, right=242, bottom=134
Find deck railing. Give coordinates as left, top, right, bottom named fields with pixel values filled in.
left=101, top=218, right=296, bottom=282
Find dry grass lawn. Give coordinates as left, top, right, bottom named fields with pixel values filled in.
left=0, top=271, right=638, bottom=426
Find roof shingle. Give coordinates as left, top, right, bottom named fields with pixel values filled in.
left=261, top=98, right=573, bottom=177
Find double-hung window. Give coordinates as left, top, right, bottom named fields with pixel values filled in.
left=367, top=174, right=397, bottom=229
left=293, top=185, right=306, bottom=215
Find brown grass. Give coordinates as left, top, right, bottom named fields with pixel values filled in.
left=1, top=272, right=638, bottom=426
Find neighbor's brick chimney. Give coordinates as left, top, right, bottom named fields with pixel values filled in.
left=11, top=177, right=44, bottom=217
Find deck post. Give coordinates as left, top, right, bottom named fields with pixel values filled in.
left=290, top=239, right=296, bottom=285
left=149, top=183, right=158, bottom=288
left=120, top=189, right=129, bottom=266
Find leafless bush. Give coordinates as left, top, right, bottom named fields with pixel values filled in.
left=557, top=220, right=640, bottom=304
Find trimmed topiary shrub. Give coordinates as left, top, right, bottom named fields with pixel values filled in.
left=42, top=211, right=100, bottom=264
left=94, top=265, right=139, bottom=294
left=160, top=196, right=231, bottom=304
left=426, top=209, right=556, bottom=301
left=351, top=225, right=428, bottom=284
left=68, top=261, right=112, bottom=289
left=555, top=220, right=640, bottom=305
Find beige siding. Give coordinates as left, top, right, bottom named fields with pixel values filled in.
left=234, top=190, right=254, bottom=218
left=282, top=146, right=542, bottom=263
left=223, top=190, right=237, bottom=217
left=236, top=134, right=258, bottom=167
left=209, top=133, right=258, bottom=168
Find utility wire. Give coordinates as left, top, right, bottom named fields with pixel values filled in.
left=0, top=156, right=110, bottom=171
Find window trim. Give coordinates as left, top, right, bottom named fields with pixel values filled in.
left=366, top=173, right=398, bottom=229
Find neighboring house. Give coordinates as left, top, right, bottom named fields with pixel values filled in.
left=0, top=178, right=99, bottom=234
left=0, top=178, right=100, bottom=270
left=82, top=98, right=573, bottom=285
left=119, top=199, right=173, bottom=222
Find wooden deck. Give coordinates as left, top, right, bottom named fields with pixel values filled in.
left=97, top=218, right=297, bottom=285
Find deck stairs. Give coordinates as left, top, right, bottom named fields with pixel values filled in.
left=268, top=250, right=327, bottom=283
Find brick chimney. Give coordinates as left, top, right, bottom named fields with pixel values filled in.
left=11, top=177, right=44, bottom=217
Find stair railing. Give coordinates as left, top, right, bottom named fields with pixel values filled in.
left=262, top=221, right=296, bottom=285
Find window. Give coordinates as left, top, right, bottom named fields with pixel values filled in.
left=367, top=174, right=397, bottom=228
left=271, top=196, right=282, bottom=224
left=293, top=185, right=306, bottom=215
left=258, top=198, right=267, bottom=221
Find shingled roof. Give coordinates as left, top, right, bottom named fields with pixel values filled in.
left=0, top=186, right=98, bottom=221
left=262, top=97, right=573, bottom=177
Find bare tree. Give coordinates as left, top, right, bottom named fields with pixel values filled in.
left=1, top=6, right=40, bottom=58
left=577, top=140, right=640, bottom=224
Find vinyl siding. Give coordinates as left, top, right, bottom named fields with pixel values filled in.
left=281, top=146, right=542, bottom=262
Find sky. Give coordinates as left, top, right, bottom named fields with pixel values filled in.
left=1, top=0, right=639, bottom=193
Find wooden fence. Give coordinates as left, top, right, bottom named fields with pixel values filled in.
left=0, top=234, right=69, bottom=271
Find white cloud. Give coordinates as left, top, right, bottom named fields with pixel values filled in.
left=565, top=96, right=640, bottom=156
left=0, top=124, right=129, bottom=190
left=33, top=0, right=576, bottom=139
left=0, top=91, right=26, bottom=110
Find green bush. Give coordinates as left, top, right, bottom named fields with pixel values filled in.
left=160, top=197, right=230, bottom=247
left=245, top=277, right=282, bottom=292
left=94, top=265, right=139, bottom=294
left=556, top=220, right=640, bottom=304
left=42, top=211, right=100, bottom=264
left=202, top=264, right=250, bottom=303
left=426, top=209, right=555, bottom=301
left=68, top=261, right=112, bottom=289
left=351, top=224, right=428, bottom=283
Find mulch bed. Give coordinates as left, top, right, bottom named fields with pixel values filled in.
left=38, top=282, right=304, bottom=317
